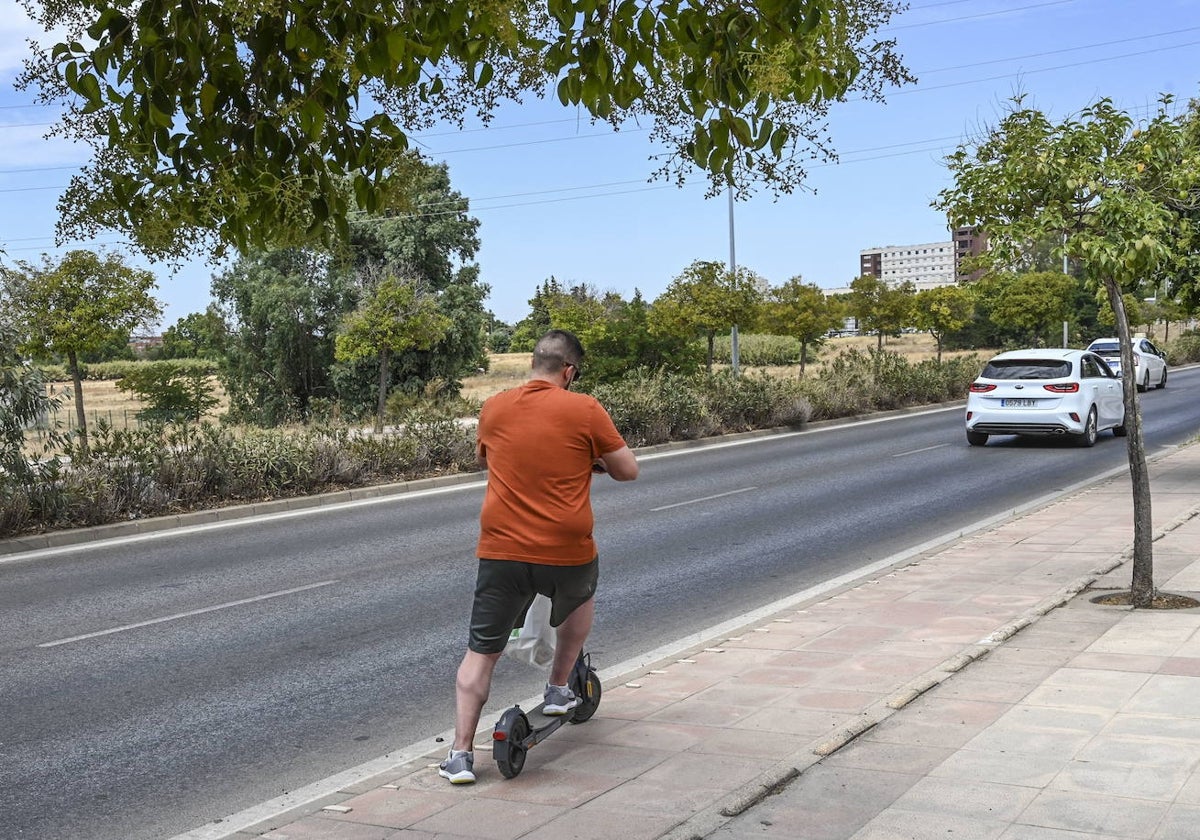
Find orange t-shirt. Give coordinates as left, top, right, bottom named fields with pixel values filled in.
left=476, top=380, right=628, bottom=565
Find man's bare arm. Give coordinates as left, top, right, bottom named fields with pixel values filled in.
left=597, top=446, right=638, bottom=481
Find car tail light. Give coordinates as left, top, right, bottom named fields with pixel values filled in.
left=1133, top=356, right=1140, bottom=367
left=1069, top=412, right=1080, bottom=422
left=1043, top=383, right=1080, bottom=393
left=969, top=383, right=996, bottom=393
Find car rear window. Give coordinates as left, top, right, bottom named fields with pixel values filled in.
left=981, top=359, right=1073, bottom=379
left=1088, top=342, right=1120, bottom=356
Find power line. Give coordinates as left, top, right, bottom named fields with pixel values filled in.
left=0, top=164, right=80, bottom=175
left=884, top=0, right=1080, bottom=31
left=886, top=39, right=1200, bottom=98
left=915, top=25, right=1200, bottom=75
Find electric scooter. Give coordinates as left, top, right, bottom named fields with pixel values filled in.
left=490, top=651, right=602, bottom=778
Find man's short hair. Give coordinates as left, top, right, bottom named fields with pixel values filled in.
left=532, top=329, right=584, bottom=373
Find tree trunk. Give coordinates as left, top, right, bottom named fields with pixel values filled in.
left=68, top=349, right=88, bottom=457
left=375, top=347, right=390, bottom=435
left=1105, top=277, right=1154, bottom=607
left=706, top=332, right=715, bottom=375
left=876, top=331, right=883, bottom=352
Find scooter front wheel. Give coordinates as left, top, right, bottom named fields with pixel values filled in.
left=493, top=707, right=530, bottom=778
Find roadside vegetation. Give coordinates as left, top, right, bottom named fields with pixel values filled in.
left=3, top=335, right=984, bottom=538
left=3, top=100, right=1199, bottom=542
left=4, top=260, right=1200, bottom=540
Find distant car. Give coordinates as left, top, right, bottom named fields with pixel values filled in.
left=965, top=348, right=1126, bottom=448
left=1084, top=337, right=1167, bottom=392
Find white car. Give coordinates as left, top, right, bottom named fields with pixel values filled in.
left=965, top=348, right=1126, bottom=447
left=1085, top=337, right=1168, bottom=392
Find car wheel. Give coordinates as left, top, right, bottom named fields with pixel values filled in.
left=1112, top=422, right=1128, bottom=437
left=1137, top=371, right=1149, bottom=393
left=966, top=430, right=988, bottom=447
left=1075, top=407, right=1098, bottom=447
left=1157, top=367, right=1168, bottom=389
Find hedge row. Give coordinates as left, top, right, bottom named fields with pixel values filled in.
left=36, top=358, right=219, bottom=382
left=3, top=351, right=979, bottom=538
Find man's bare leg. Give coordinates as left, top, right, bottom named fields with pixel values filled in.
left=452, top=649, right=502, bottom=751
left=548, top=596, right=595, bottom=686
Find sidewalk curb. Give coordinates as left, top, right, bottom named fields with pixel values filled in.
left=658, top=490, right=1200, bottom=840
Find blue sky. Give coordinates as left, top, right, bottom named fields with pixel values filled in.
left=2, top=0, right=1198, bottom=328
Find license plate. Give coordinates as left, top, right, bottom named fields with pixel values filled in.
left=1001, top=398, right=1038, bottom=408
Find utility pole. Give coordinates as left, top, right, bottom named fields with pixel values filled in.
left=728, top=186, right=739, bottom=376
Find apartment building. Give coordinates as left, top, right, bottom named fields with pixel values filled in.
left=858, top=241, right=956, bottom=290
left=858, top=226, right=989, bottom=289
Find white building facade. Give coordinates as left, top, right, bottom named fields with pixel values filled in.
left=859, top=241, right=956, bottom=290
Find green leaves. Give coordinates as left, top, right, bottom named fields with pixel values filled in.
left=936, top=95, right=1200, bottom=302
left=25, top=0, right=910, bottom=259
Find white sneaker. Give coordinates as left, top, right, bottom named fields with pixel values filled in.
left=438, top=749, right=475, bottom=784
left=543, top=683, right=579, bottom=716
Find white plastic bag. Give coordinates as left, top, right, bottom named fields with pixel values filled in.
left=504, top=594, right=556, bottom=667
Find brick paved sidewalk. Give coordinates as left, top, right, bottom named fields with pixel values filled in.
left=216, top=443, right=1199, bottom=840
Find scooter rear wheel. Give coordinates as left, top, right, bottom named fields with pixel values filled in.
left=494, top=708, right=530, bottom=778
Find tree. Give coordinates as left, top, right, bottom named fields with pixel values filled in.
left=913, top=285, right=974, bottom=362
left=0, top=324, right=65, bottom=484
left=652, top=260, right=764, bottom=373
left=760, top=277, right=843, bottom=376
left=18, top=0, right=911, bottom=258
left=510, top=278, right=569, bottom=352
left=988, top=271, right=1076, bottom=347
left=0, top=250, right=161, bottom=455
left=1095, top=289, right=1143, bottom=335
left=335, top=276, right=452, bottom=433
left=334, top=159, right=489, bottom=408
left=212, top=248, right=351, bottom=426
left=113, top=362, right=220, bottom=423
left=213, top=159, right=484, bottom=423
left=848, top=274, right=915, bottom=351
left=937, top=96, right=1200, bottom=608
left=161, top=307, right=229, bottom=360
left=542, top=286, right=700, bottom=382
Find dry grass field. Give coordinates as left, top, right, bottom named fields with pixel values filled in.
left=28, top=333, right=973, bottom=441
left=33, top=377, right=229, bottom=436
left=459, top=332, right=983, bottom=402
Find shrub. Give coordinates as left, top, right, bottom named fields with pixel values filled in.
left=799, top=349, right=979, bottom=421
left=589, top=369, right=714, bottom=447
left=114, top=361, right=220, bottom=422
left=1165, top=331, right=1200, bottom=365
left=697, top=371, right=811, bottom=431
left=709, top=333, right=802, bottom=366
left=589, top=368, right=811, bottom=446
left=1, top=413, right=478, bottom=537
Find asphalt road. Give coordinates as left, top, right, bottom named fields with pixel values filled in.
left=3, top=367, right=1199, bottom=840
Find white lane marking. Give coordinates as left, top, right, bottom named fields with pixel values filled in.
left=893, top=443, right=951, bottom=457
left=5, top=406, right=970, bottom=566
left=4, top=481, right=486, bottom=563
left=636, top=404, right=964, bottom=464
left=37, top=580, right=339, bottom=648
left=651, top=486, right=758, bottom=512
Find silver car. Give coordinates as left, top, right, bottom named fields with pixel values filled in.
left=1085, top=337, right=1168, bottom=392
left=965, top=348, right=1126, bottom=447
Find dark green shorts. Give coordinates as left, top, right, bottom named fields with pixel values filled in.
left=468, top=557, right=599, bottom=655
